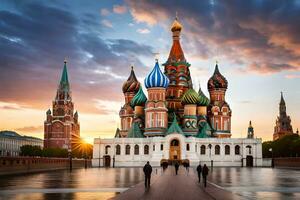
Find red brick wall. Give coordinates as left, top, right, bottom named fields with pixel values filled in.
left=0, top=157, right=91, bottom=175
left=274, top=157, right=300, bottom=168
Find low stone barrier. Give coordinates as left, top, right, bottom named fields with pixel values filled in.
left=0, top=156, right=91, bottom=175
left=274, top=157, right=300, bottom=168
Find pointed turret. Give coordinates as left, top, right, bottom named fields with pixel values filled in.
left=127, top=122, right=144, bottom=138
left=208, top=62, right=228, bottom=91
left=167, top=15, right=185, bottom=63
left=59, top=59, right=70, bottom=92
left=280, top=92, right=285, bottom=105
left=247, top=121, right=254, bottom=139
left=166, top=113, right=184, bottom=135
left=122, top=66, right=140, bottom=93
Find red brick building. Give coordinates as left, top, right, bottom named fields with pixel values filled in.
left=44, top=60, right=80, bottom=149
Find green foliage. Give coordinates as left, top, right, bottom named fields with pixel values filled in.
left=262, top=134, right=300, bottom=158
left=20, top=145, right=68, bottom=158
left=20, top=145, right=42, bottom=157
left=42, top=148, right=68, bottom=158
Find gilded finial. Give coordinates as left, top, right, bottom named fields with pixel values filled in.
left=175, top=11, right=178, bottom=20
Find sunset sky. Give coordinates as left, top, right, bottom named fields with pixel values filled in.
left=1, top=0, right=300, bottom=143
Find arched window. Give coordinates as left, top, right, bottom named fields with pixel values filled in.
left=246, top=145, right=252, bottom=154
left=215, top=145, right=220, bottom=155
left=195, top=144, right=197, bottom=152
left=134, top=145, right=139, bottom=155
left=235, top=145, right=240, bottom=155
left=201, top=145, right=206, bottom=155
left=186, top=143, right=190, bottom=151
left=105, top=145, right=111, bottom=154
left=171, top=139, right=179, bottom=146
left=125, top=145, right=130, bottom=155
left=144, top=145, right=149, bottom=155
left=116, top=145, right=121, bottom=155
left=225, top=145, right=230, bottom=155
left=153, top=145, right=155, bottom=151
left=160, top=144, right=163, bottom=151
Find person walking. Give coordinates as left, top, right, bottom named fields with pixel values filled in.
left=196, top=162, right=202, bottom=183
left=143, top=161, right=152, bottom=188
left=175, top=162, right=179, bottom=175
left=202, top=164, right=209, bottom=187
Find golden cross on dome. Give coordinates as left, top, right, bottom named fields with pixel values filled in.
left=64, top=57, right=68, bottom=63
left=175, top=11, right=178, bottom=20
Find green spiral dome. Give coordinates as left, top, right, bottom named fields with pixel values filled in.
left=130, top=86, right=147, bottom=107
left=198, top=86, right=210, bottom=106
left=181, top=88, right=201, bottom=105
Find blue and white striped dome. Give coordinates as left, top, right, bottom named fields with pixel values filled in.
left=144, top=61, right=169, bottom=89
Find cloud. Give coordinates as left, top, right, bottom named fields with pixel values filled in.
left=16, top=126, right=43, bottom=133
left=126, top=0, right=300, bottom=74
left=100, top=8, right=110, bottom=16
left=101, top=19, right=113, bottom=28
left=0, top=1, right=153, bottom=114
left=285, top=74, right=300, bottom=79
left=113, top=5, right=127, bottom=14
left=0, top=102, right=29, bottom=110
left=137, top=28, right=150, bottom=34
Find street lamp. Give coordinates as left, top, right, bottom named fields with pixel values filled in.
left=68, top=145, right=72, bottom=171
left=269, top=148, right=274, bottom=168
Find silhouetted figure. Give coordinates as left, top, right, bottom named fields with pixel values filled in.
left=162, top=162, right=168, bottom=171
left=202, top=164, right=209, bottom=187
left=196, top=162, right=202, bottom=183
left=143, top=161, right=152, bottom=188
left=175, top=162, right=179, bottom=175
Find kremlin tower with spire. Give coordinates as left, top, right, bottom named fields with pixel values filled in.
left=273, top=92, right=294, bottom=140
left=44, top=60, right=80, bottom=149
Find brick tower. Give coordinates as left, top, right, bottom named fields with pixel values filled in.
left=44, top=60, right=80, bottom=149
left=163, top=16, right=192, bottom=124
left=273, top=92, right=293, bottom=140
left=207, top=62, right=232, bottom=138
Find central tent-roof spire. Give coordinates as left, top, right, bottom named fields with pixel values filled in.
left=167, top=13, right=185, bottom=63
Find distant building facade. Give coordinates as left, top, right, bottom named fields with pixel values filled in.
left=44, top=60, right=80, bottom=149
left=273, top=92, right=294, bottom=140
left=0, top=131, right=43, bottom=156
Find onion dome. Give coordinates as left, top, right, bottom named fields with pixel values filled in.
left=207, top=63, right=228, bottom=90
left=144, top=60, right=169, bottom=89
left=122, top=66, right=140, bottom=93
left=198, top=85, right=210, bottom=106
left=130, top=86, right=147, bottom=107
left=46, top=109, right=51, bottom=115
left=181, top=88, right=201, bottom=105
left=171, top=17, right=183, bottom=32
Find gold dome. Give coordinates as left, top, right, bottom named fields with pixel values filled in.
left=171, top=17, right=182, bottom=32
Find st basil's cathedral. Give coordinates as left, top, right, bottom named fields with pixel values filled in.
left=92, top=17, right=262, bottom=167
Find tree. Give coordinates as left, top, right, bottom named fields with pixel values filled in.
left=262, top=134, right=300, bottom=158
left=20, top=145, right=42, bottom=157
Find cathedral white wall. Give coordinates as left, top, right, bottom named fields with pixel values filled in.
left=92, top=136, right=263, bottom=167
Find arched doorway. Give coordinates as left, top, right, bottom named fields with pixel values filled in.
left=103, top=155, right=111, bottom=167
left=246, top=156, right=253, bottom=167
left=169, top=139, right=181, bottom=161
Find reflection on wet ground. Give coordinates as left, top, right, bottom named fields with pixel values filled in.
left=206, top=167, right=300, bottom=200
left=0, top=167, right=161, bottom=200
left=0, top=167, right=300, bottom=200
